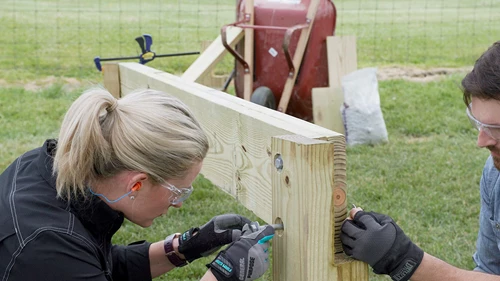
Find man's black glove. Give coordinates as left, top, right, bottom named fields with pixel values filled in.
left=208, top=223, right=275, bottom=281
left=341, top=211, right=424, bottom=281
left=178, top=214, right=252, bottom=263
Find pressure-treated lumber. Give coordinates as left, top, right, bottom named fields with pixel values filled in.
left=114, top=62, right=368, bottom=281
left=272, top=135, right=368, bottom=281
left=277, top=0, right=320, bottom=113
left=181, top=26, right=243, bottom=83
left=312, top=87, right=345, bottom=134
left=312, top=36, right=357, bottom=134
left=336, top=258, right=369, bottom=281
left=102, top=63, right=121, bottom=98
left=243, top=0, right=254, bottom=100
left=199, top=73, right=230, bottom=91
left=198, top=41, right=231, bottom=90
left=119, top=62, right=342, bottom=223
left=327, top=36, right=357, bottom=88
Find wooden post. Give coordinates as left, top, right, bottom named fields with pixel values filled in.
left=312, top=36, right=357, bottom=134
left=243, top=0, right=254, bottom=101
left=102, top=63, right=121, bottom=98
left=198, top=41, right=231, bottom=90
left=272, top=134, right=368, bottom=281
left=312, top=87, right=345, bottom=134
left=326, top=36, right=357, bottom=89
left=182, top=27, right=244, bottom=83
left=336, top=255, right=370, bottom=280
left=277, top=0, right=320, bottom=113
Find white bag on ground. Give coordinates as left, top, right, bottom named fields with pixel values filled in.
left=341, top=67, right=388, bottom=146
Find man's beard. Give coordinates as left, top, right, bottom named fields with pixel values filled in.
left=494, top=155, right=500, bottom=171
left=488, top=146, right=500, bottom=170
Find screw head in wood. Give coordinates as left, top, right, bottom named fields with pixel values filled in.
left=274, top=154, right=283, bottom=172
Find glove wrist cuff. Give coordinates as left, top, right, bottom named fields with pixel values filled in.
left=207, top=252, right=235, bottom=281
left=389, top=246, right=424, bottom=281
left=178, top=227, right=201, bottom=263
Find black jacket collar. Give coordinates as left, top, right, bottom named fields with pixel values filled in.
left=37, top=139, right=124, bottom=238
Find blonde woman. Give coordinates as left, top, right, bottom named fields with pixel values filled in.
left=0, top=89, right=274, bottom=281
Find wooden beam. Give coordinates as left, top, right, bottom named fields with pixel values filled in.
left=312, top=87, right=345, bottom=134
left=119, top=62, right=341, bottom=224
left=311, top=36, right=357, bottom=134
left=327, top=36, right=357, bottom=88
left=277, top=0, right=320, bottom=113
left=200, top=74, right=230, bottom=90
left=181, top=26, right=243, bottom=83
left=198, top=40, right=231, bottom=90
left=102, top=63, right=121, bottom=98
left=243, top=0, right=254, bottom=101
left=117, top=62, right=367, bottom=281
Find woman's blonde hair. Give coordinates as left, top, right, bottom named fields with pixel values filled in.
left=53, top=88, right=209, bottom=200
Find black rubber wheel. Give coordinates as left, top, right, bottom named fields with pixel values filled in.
left=250, top=86, right=276, bottom=110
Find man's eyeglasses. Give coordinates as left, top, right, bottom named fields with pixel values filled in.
left=466, top=106, right=500, bottom=141
left=161, top=182, right=193, bottom=205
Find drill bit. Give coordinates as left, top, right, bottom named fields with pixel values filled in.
left=270, top=223, right=284, bottom=230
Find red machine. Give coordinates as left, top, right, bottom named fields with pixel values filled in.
left=223, top=0, right=336, bottom=122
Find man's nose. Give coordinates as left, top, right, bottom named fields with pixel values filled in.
left=477, top=128, right=498, bottom=148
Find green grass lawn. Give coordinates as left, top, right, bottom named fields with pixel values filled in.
left=335, top=0, right=500, bottom=68
left=1, top=0, right=500, bottom=81
left=1, top=0, right=498, bottom=280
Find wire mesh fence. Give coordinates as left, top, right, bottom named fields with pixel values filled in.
left=1, top=0, right=499, bottom=82
left=335, top=0, right=500, bottom=68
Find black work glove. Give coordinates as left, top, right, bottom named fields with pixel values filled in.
left=341, top=211, right=424, bottom=281
left=178, top=214, right=252, bottom=263
left=208, top=223, right=275, bottom=281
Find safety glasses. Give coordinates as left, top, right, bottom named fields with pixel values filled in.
left=161, top=182, right=193, bottom=205
left=466, top=106, right=500, bottom=141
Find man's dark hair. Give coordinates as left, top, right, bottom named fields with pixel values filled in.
left=462, top=41, right=500, bottom=106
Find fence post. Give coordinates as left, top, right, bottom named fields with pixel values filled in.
left=102, top=62, right=121, bottom=98
left=271, top=135, right=368, bottom=281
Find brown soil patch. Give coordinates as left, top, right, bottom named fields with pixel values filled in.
left=377, top=66, right=472, bottom=82
left=0, top=66, right=473, bottom=93
left=405, top=136, right=434, bottom=144
left=0, top=76, right=86, bottom=92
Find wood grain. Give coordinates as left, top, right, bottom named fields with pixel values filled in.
left=326, top=36, right=357, bottom=89
left=117, top=62, right=367, bottom=280
left=277, top=0, right=320, bottom=113
left=243, top=0, right=254, bottom=101
left=181, top=26, right=243, bottom=83
left=312, top=87, right=345, bottom=134
left=102, top=63, right=121, bottom=98
left=119, top=62, right=342, bottom=224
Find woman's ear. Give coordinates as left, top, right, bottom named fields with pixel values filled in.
left=128, top=172, right=148, bottom=192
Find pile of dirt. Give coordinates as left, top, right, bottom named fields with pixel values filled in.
left=0, top=76, right=86, bottom=92
left=376, top=66, right=472, bottom=82
left=0, top=66, right=473, bottom=93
